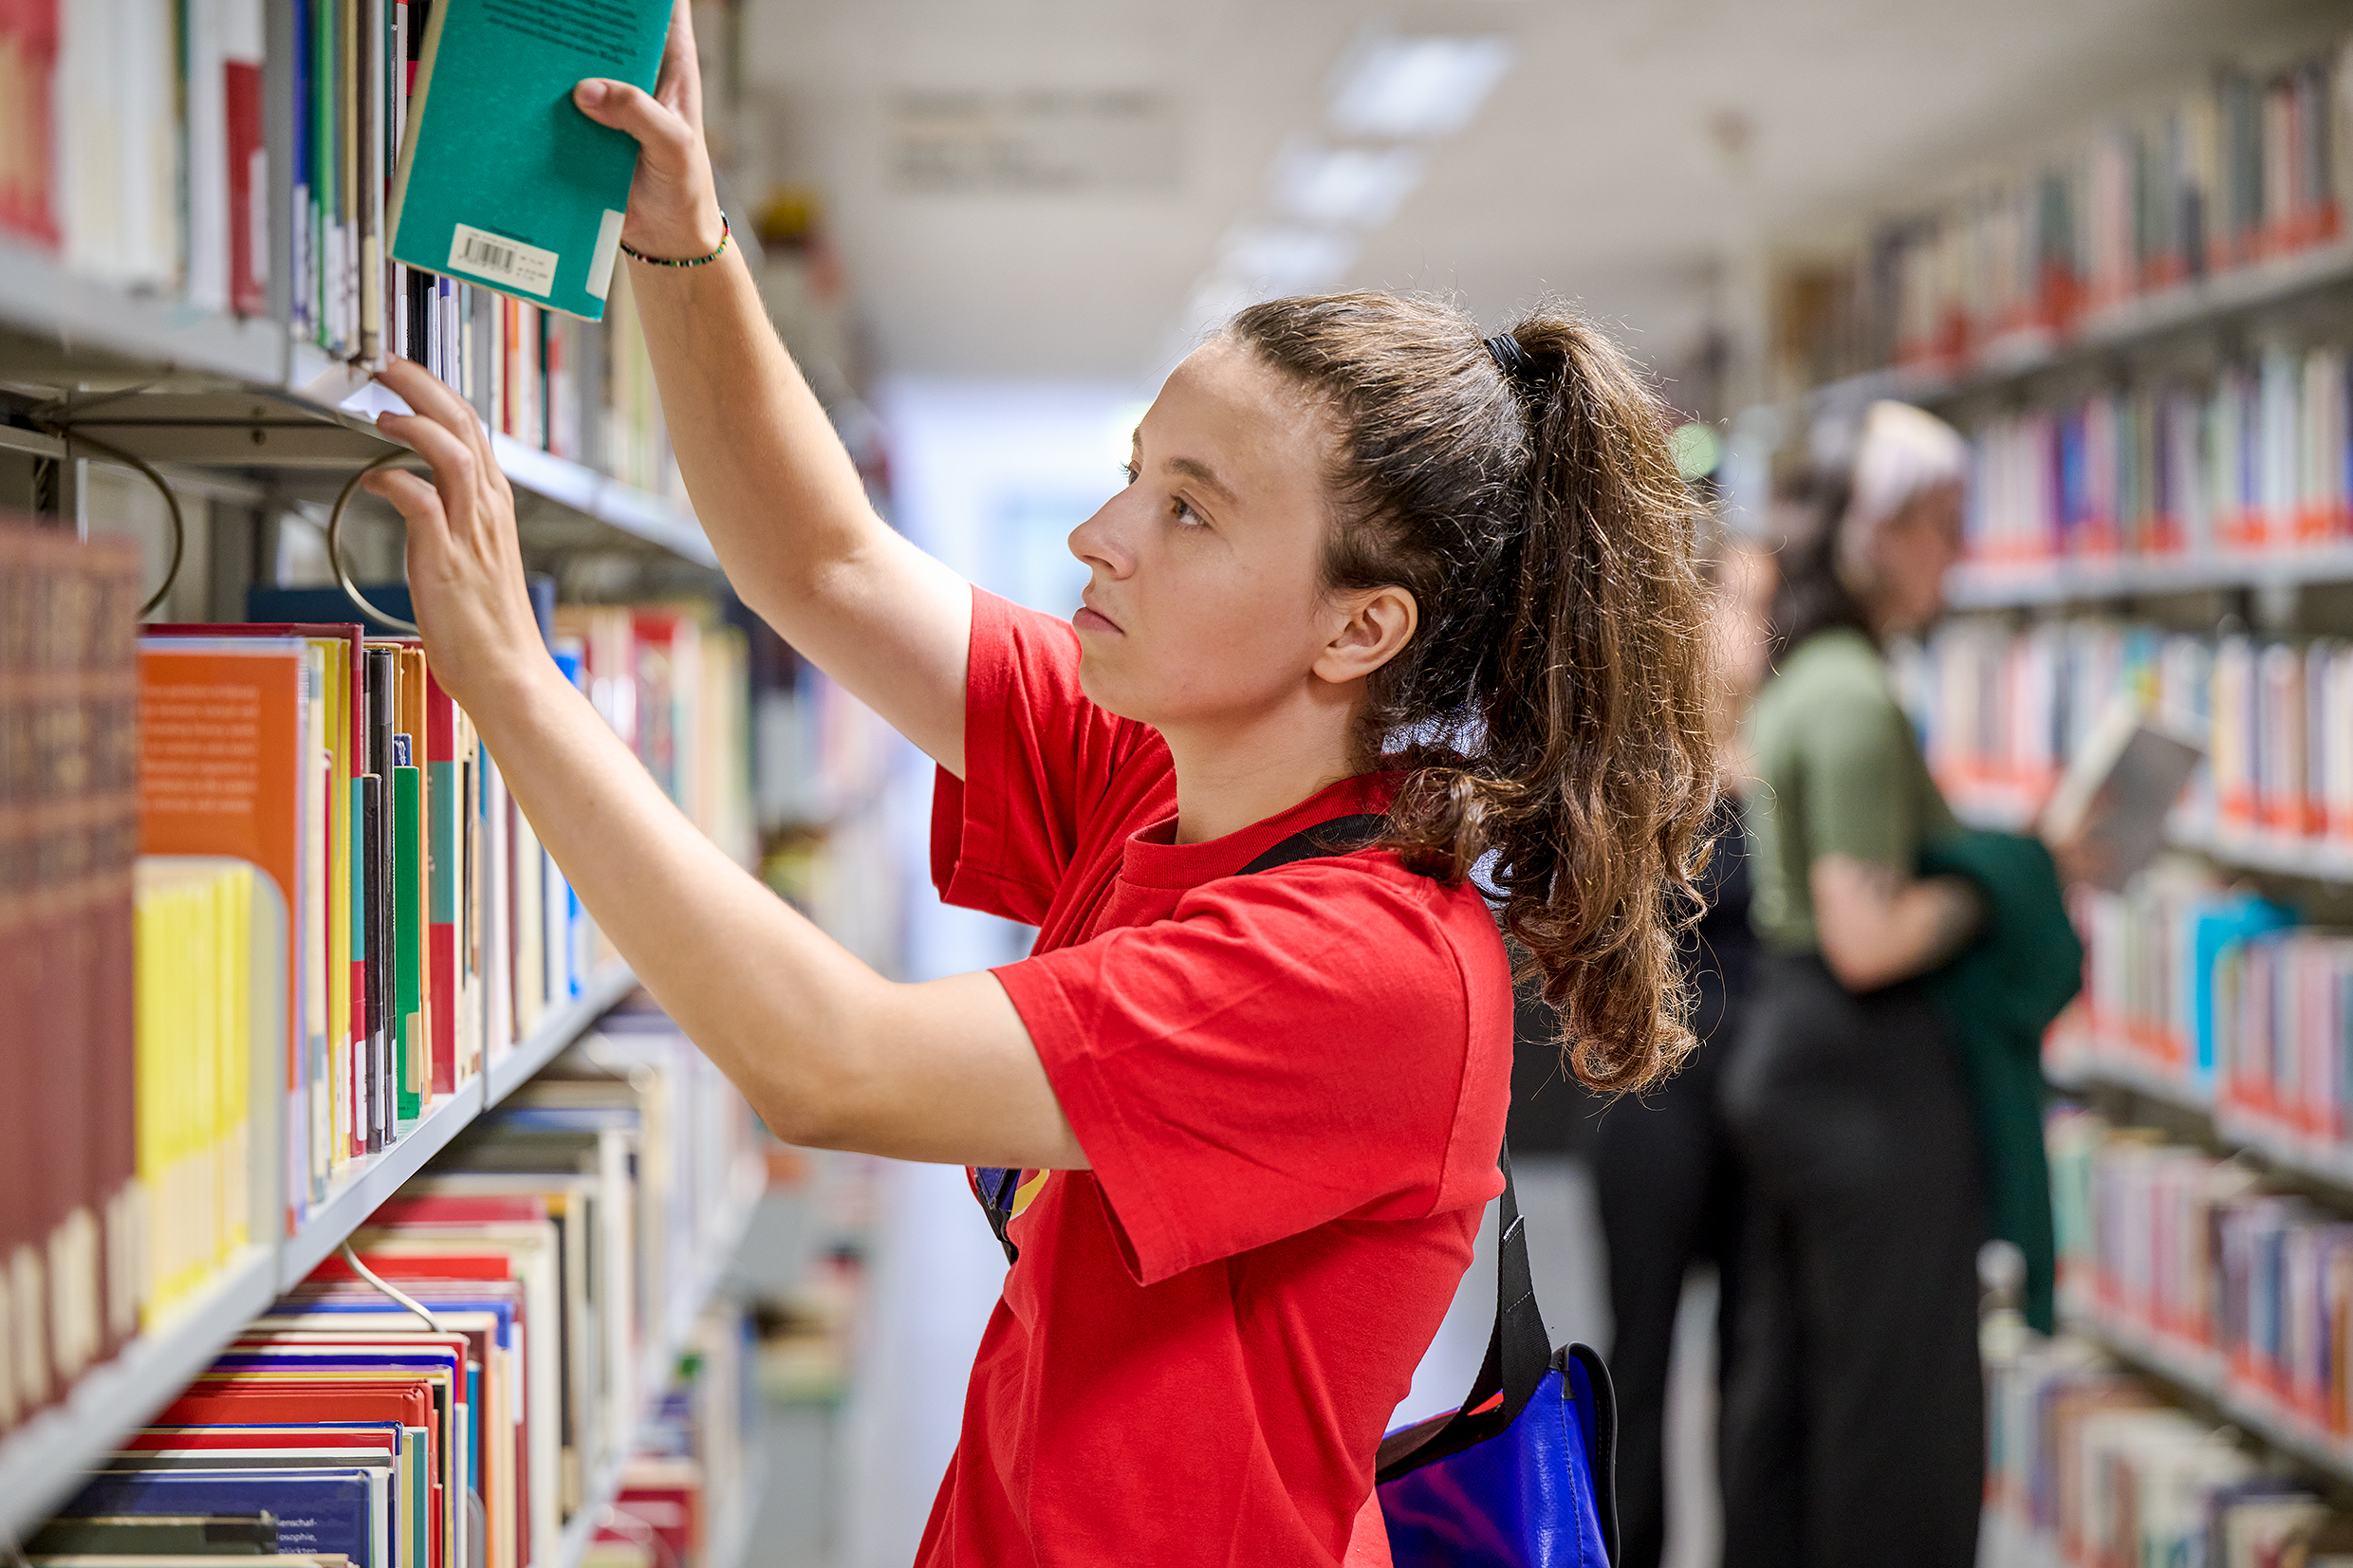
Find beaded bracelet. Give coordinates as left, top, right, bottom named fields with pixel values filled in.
left=620, top=213, right=731, bottom=267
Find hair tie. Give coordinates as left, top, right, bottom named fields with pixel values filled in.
left=1482, top=332, right=1526, bottom=377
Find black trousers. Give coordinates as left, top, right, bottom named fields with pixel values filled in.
left=1592, top=969, right=1746, bottom=1568
left=1716, top=953, right=1984, bottom=1568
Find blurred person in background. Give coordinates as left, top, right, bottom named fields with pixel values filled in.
left=1717, top=402, right=1986, bottom=1568
left=1590, top=529, right=1775, bottom=1568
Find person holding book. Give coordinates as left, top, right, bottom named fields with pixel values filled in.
left=1715, top=400, right=1996, bottom=1568
left=354, top=12, right=1719, bottom=1562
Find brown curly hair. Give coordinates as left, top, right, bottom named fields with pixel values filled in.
left=1227, top=293, right=1719, bottom=1092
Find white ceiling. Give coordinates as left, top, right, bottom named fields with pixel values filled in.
left=740, top=0, right=2345, bottom=385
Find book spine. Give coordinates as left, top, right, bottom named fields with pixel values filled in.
left=222, top=0, right=265, bottom=317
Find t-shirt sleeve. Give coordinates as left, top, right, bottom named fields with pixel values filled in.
left=995, top=862, right=1489, bottom=1285
left=1796, top=690, right=1920, bottom=871
left=932, top=585, right=1158, bottom=926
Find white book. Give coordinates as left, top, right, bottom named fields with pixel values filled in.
left=2043, top=693, right=2206, bottom=893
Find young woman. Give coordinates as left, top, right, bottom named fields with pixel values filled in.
left=361, top=12, right=1717, bottom=1562
left=1718, top=400, right=1984, bottom=1568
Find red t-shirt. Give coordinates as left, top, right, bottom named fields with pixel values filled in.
left=916, top=588, right=1513, bottom=1567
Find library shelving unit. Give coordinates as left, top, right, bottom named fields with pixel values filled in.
left=0, top=138, right=752, bottom=1568
left=1765, top=33, right=2353, bottom=1546
left=0, top=961, right=716, bottom=1542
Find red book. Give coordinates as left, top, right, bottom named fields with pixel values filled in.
left=0, top=0, right=61, bottom=249
left=372, top=1194, right=550, bottom=1227
left=426, top=670, right=461, bottom=1094
left=224, top=65, right=264, bottom=315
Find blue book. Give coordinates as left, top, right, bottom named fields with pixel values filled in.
left=58, top=1469, right=379, bottom=1568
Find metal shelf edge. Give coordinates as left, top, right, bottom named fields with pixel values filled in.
left=485, top=963, right=638, bottom=1107
left=0, top=240, right=288, bottom=386
left=1806, top=243, right=2353, bottom=410
left=491, top=439, right=718, bottom=568
left=278, top=1080, right=494, bottom=1290
left=0, top=1245, right=279, bottom=1543
left=2047, top=1057, right=2353, bottom=1196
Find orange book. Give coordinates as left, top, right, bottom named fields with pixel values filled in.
left=139, top=640, right=318, bottom=1229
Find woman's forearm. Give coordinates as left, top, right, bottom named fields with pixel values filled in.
left=625, top=251, right=879, bottom=614
left=1811, top=856, right=1982, bottom=993
left=476, top=658, right=871, bottom=1123
left=464, top=655, right=1084, bottom=1170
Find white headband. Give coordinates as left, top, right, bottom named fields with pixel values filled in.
left=1836, top=400, right=1967, bottom=591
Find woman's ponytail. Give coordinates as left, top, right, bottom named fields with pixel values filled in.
left=1230, top=294, right=1719, bottom=1091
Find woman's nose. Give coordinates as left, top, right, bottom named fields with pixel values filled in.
left=1069, top=499, right=1135, bottom=579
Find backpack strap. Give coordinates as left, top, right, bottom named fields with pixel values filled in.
left=1235, top=813, right=1389, bottom=876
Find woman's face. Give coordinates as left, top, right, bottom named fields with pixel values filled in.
left=1066, top=339, right=1410, bottom=734
left=1868, top=480, right=1963, bottom=635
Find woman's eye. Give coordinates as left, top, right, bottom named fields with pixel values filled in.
left=1171, top=498, right=1200, bottom=526
left=1120, top=461, right=1139, bottom=486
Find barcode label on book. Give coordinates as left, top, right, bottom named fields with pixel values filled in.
left=447, top=223, right=557, bottom=297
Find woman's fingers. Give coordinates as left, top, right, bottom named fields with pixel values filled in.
left=375, top=356, right=502, bottom=491
left=573, top=77, right=697, bottom=173
left=376, top=404, right=487, bottom=541
left=655, top=0, right=701, bottom=118
left=361, top=467, right=448, bottom=539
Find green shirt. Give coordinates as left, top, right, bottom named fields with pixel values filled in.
left=1742, top=627, right=1959, bottom=953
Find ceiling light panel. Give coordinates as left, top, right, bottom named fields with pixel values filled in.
left=1216, top=226, right=1360, bottom=296
left=1325, top=33, right=1512, bottom=140
left=1269, top=140, right=1427, bottom=230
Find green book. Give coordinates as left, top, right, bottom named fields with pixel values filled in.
left=395, top=758, right=424, bottom=1122
left=387, top=0, right=670, bottom=321
left=24, top=1516, right=279, bottom=1556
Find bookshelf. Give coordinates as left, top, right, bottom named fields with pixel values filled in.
left=0, top=238, right=290, bottom=387
left=1809, top=240, right=2353, bottom=416
left=2047, top=1054, right=2353, bottom=1199
left=2062, top=1301, right=2353, bottom=1493
left=1948, top=789, right=2353, bottom=892
left=0, top=958, right=726, bottom=1547
left=1944, top=544, right=2353, bottom=611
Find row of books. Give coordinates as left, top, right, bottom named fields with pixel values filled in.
left=2, top=0, right=264, bottom=313
left=17, top=1000, right=763, bottom=1568
left=2051, top=861, right=2305, bottom=1096
left=2048, top=1108, right=2353, bottom=1449
left=381, top=270, right=680, bottom=501
left=0, top=0, right=687, bottom=499
left=1985, top=1328, right=2351, bottom=1567
left=0, top=520, right=760, bottom=1441
left=553, top=606, right=754, bottom=872
left=0, top=526, right=145, bottom=1431
left=1898, top=617, right=2353, bottom=848
left=1963, top=343, right=2353, bottom=564
left=1782, top=33, right=2353, bottom=385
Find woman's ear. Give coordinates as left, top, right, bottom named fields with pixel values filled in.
left=1312, top=585, right=1417, bottom=687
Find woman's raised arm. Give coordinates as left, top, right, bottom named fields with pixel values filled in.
left=365, top=358, right=1083, bottom=1169
left=565, top=3, right=974, bottom=774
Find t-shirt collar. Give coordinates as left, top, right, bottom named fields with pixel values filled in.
left=1119, top=771, right=1399, bottom=892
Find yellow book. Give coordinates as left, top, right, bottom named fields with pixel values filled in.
left=135, top=858, right=258, bottom=1322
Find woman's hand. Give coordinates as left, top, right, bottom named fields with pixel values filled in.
left=362, top=358, right=555, bottom=718
left=571, top=0, right=722, bottom=259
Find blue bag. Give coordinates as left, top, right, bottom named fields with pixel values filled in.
left=1375, top=1144, right=1620, bottom=1568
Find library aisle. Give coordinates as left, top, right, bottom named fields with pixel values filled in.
left=10, top=0, right=2353, bottom=1565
